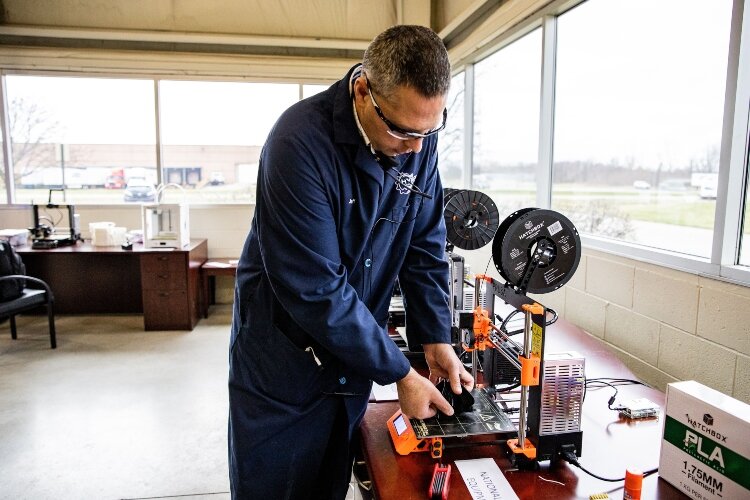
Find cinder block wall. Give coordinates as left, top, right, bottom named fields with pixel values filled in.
left=561, top=249, right=750, bottom=404
left=459, top=245, right=750, bottom=404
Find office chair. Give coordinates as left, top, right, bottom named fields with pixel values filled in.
left=0, top=275, right=57, bottom=349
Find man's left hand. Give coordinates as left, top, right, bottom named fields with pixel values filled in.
left=423, top=343, right=474, bottom=395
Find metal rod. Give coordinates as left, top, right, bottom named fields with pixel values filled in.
left=489, top=322, right=523, bottom=351
left=522, top=308, right=533, bottom=358
left=517, top=307, right=534, bottom=449
left=518, top=385, right=528, bottom=447
left=471, top=276, right=482, bottom=382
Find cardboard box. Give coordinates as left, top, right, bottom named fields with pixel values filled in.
left=659, top=380, right=750, bottom=499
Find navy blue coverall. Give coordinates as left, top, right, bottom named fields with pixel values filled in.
left=228, top=65, right=452, bottom=499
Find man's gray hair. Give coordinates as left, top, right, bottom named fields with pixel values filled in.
left=363, top=25, right=451, bottom=99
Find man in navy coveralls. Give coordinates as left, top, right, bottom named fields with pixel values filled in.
left=229, top=25, right=474, bottom=499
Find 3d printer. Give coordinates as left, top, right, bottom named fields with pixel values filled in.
left=388, top=195, right=584, bottom=469
left=29, top=190, right=82, bottom=249
left=141, top=184, right=190, bottom=249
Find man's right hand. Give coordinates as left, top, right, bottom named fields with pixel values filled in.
left=395, top=367, right=453, bottom=419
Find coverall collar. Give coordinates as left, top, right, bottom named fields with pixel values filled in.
left=333, top=64, right=408, bottom=181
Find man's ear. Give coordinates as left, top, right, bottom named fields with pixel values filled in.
left=353, top=76, right=369, bottom=102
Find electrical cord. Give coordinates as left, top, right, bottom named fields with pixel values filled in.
left=583, top=377, right=649, bottom=404
left=561, top=450, right=658, bottom=482
left=499, top=309, right=521, bottom=331
left=495, top=307, right=558, bottom=334
left=586, top=379, right=621, bottom=410
left=495, top=382, right=520, bottom=393
left=545, top=307, right=559, bottom=326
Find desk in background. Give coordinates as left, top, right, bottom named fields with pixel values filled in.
left=200, top=258, right=238, bottom=318
left=359, top=318, right=685, bottom=499
left=17, top=240, right=207, bottom=331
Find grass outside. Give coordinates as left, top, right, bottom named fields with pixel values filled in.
left=482, top=186, right=719, bottom=230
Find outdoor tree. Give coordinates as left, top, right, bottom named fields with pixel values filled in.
left=688, top=144, right=720, bottom=173
left=438, top=84, right=465, bottom=186
left=0, top=97, right=60, bottom=187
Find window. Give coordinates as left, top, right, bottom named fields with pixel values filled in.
left=438, top=72, right=465, bottom=189
left=6, top=76, right=156, bottom=205
left=302, top=84, right=329, bottom=99
left=739, top=140, right=750, bottom=266
left=0, top=76, right=320, bottom=205
left=0, top=138, right=6, bottom=204
left=552, top=0, right=733, bottom=258
left=158, top=80, right=298, bottom=204
left=473, top=29, right=542, bottom=214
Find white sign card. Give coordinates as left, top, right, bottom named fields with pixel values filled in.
left=454, top=458, right=519, bottom=500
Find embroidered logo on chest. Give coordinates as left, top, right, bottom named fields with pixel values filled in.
left=395, top=172, right=417, bottom=195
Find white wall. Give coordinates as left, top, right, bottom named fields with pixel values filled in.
left=1, top=203, right=252, bottom=303
left=2, top=204, right=253, bottom=256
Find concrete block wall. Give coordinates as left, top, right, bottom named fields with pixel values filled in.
left=457, top=244, right=750, bottom=404
left=561, top=249, right=750, bottom=405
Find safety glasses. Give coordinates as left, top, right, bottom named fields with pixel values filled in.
left=365, top=74, right=447, bottom=140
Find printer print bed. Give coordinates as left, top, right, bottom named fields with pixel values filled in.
left=410, top=388, right=516, bottom=438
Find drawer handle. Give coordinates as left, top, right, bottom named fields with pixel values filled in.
left=159, top=292, right=169, bottom=297
left=158, top=256, right=169, bottom=261
left=158, top=274, right=168, bottom=279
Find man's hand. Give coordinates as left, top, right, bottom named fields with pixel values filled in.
left=423, top=343, right=474, bottom=395
left=395, top=344, right=474, bottom=420
left=396, top=367, right=453, bottom=419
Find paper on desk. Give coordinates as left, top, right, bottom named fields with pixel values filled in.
left=371, top=383, right=398, bottom=401
left=205, top=261, right=233, bottom=268
left=454, top=458, right=519, bottom=500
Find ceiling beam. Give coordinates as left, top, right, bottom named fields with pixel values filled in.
left=0, top=25, right=369, bottom=58
left=438, top=0, right=503, bottom=47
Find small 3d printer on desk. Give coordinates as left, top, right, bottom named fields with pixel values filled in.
left=28, top=190, right=82, bottom=249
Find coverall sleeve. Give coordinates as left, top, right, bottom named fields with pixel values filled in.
left=398, top=145, right=452, bottom=346
left=255, top=133, right=410, bottom=386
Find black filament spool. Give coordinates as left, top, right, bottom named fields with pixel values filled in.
left=492, top=208, right=581, bottom=294
left=443, top=190, right=499, bottom=251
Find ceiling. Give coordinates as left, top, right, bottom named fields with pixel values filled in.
left=0, top=0, right=553, bottom=80
left=0, top=0, right=496, bottom=58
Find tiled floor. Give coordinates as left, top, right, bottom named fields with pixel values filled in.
left=0, top=306, right=365, bottom=500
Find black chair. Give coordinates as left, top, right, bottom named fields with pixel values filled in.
left=0, top=275, right=56, bottom=349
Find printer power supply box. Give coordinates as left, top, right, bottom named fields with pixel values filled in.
left=659, top=380, right=750, bottom=500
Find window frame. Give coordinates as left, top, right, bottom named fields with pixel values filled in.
left=452, top=0, right=750, bottom=286
left=0, top=70, right=333, bottom=206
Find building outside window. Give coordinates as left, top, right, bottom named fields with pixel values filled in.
left=158, top=80, right=298, bottom=204
left=5, top=75, right=156, bottom=205
left=0, top=76, right=325, bottom=205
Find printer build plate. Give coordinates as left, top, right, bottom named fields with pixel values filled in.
left=409, top=388, right=516, bottom=439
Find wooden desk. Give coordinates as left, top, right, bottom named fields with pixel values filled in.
left=200, top=258, right=238, bottom=318
left=358, top=319, right=684, bottom=499
left=17, top=240, right=207, bottom=331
